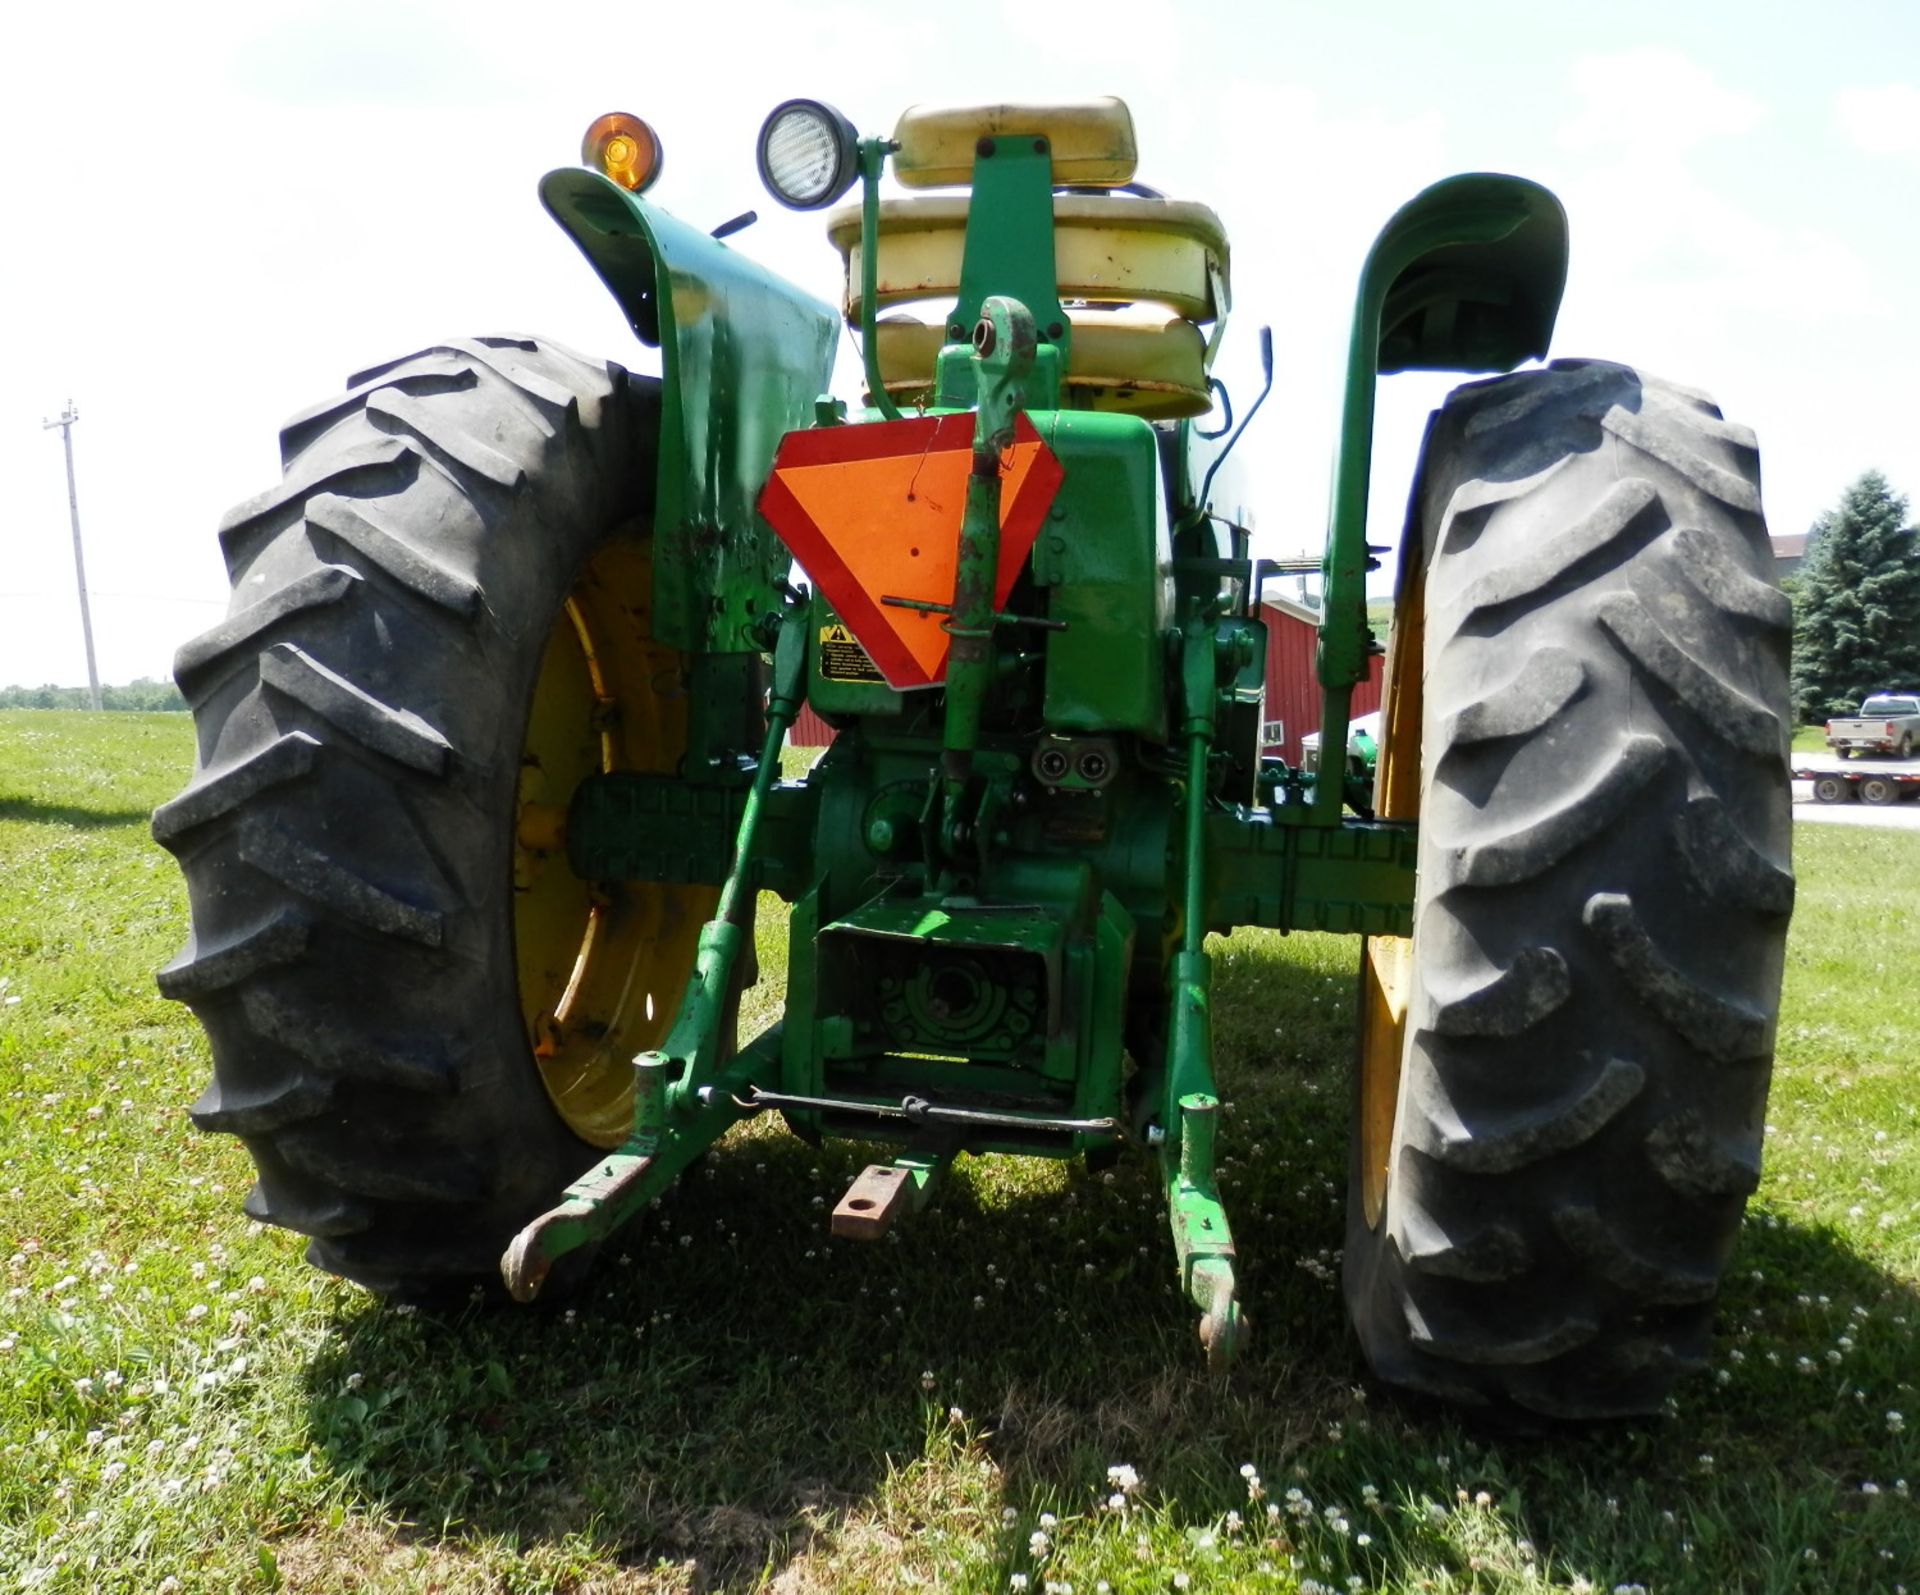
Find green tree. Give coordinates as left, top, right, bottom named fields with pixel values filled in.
left=1789, top=470, right=1920, bottom=722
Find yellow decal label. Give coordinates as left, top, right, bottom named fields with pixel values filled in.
left=818, top=622, right=886, bottom=684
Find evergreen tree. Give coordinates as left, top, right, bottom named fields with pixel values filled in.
left=1789, top=470, right=1920, bottom=721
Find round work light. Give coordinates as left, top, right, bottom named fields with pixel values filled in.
left=756, top=99, right=859, bottom=211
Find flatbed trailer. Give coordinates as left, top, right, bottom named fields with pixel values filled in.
left=1794, top=763, right=1920, bottom=805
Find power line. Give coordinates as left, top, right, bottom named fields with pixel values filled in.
left=0, top=590, right=224, bottom=605
left=40, top=401, right=102, bottom=712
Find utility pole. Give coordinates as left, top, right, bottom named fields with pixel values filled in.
left=42, top=401, right=103, bottom=711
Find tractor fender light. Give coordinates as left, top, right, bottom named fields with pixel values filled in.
left=757, top=98, right=860, bottom=211
left=582, top=112, right=663, bottom=193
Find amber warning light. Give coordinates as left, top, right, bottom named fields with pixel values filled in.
left=582, top=113, right=663, bottom=193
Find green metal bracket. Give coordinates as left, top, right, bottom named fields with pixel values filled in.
left=952, top=136, right=1069, bottom=371
left=856, top=138, right=906, bottom=424
left=939, top=295, right=1036, bottom=862
left=1312, top=174, right=1567, bottom=824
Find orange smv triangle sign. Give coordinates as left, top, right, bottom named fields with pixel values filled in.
left=757, top=412, right=1063, bottom=690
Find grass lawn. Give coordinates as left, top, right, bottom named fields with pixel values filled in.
left=1, top=709, right=1914, bottom=1593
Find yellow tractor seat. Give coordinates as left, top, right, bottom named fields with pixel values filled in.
left=872, top=307, right=1211, bottom=420
left=891, top=98, right=1139, bottom=189
left=827, top=195, right=1230, bottom=326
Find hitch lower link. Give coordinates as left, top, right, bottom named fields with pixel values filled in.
left=1153, top=608, right=1263, bottom=1368
left=499, top=596, right=811, bottom=1303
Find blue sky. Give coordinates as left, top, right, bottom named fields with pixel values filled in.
left=1, top=0, right=1914, bottom=687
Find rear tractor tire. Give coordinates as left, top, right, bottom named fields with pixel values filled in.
left=154, top=336, right=723, bottom=1297
left=1346, top=359, right=1793, bottom=1419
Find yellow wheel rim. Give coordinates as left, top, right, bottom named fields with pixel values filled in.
left=1358, top=550, right=1425, bottom=1226
left=513, top=535, right=715, bottom=1148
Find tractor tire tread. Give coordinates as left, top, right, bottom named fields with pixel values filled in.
left=1345, top=360, right=1789, bottom=1418
left=156, top=335, right=648, bottom=1296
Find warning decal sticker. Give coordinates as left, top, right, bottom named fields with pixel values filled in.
left=818, top=622, right=886, bottom=684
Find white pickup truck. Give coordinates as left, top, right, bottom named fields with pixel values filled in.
left=1826, top=694, right=1920, bottom=758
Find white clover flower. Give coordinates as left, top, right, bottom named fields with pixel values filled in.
left=1107, top=1464, right=1139, bottom=1493
left=1889, top=1412, right=1906, bottom=1434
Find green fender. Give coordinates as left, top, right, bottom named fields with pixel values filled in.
left=1309, top=173, right=1568, bottom=822
left=1368, top=174, right=1567, bottom=376
left=541, top=169, right=840, bottom=654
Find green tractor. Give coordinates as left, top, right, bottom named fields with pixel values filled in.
left=155, top=97, right=1793, bottom=1420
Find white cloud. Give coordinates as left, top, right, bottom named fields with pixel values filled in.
left=1558, top=47, right=1766, bottom=155
left=1836, top=83, right=1920, bottom=161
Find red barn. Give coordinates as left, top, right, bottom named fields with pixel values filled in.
left=1257, top=593, right=1384, bottom=767
left=789, top=592, right=1385, bottom=759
